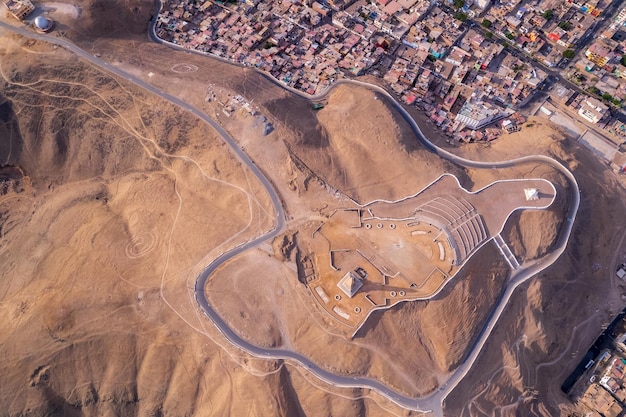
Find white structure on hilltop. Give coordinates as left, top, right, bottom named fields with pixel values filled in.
left=524, top=188, right=539, bottom=201
left=337, top=271, right=363, bottom=298
left=34, top=16, right=54, bottom=32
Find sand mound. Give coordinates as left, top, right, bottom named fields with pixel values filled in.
left=505, top=210, right=561, bottom=260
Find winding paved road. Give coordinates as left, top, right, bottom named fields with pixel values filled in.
left=0, top=18, right=579, bottom=416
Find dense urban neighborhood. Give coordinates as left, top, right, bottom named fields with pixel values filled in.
left=155, top=0, right=626, bottom=151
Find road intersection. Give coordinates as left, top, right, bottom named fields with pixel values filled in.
left=0, top=20, right=579, bottom=415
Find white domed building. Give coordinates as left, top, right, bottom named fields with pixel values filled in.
left=33, top=16, right=53, bottom=33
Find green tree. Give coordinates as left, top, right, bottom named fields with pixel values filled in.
left=587, top=86, right=600, bottom=95
left=562, top=49, right=575, bottom=59
left=506, top=32, right=515, bottom=40
left=621, top=54, right=626, bottom=66
left=542, top=9, right=554, bottom=20
left=485, top=31, right=493, bottom=39
left=602, top=92, right=613, bottom=101
left=454, top=12, right=468, bottom=22
left=613, top=98, right=622, bottom=106
left=453, top=0, right=465, bottom=8
left=558, top=21, right=572, bottom=30
left=481, top=18, right=492, bottom=28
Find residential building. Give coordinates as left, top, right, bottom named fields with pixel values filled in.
left=3, top=0, right=34, bottom=20
left=579, top=383, right=623, bottom=417
left=578, top=97, right=609, bottom=123
left=585, top=42, right=614, bottom=67
left=455, top=100, right=502, bottom=130
left=474, top=0, right=491, bottom=10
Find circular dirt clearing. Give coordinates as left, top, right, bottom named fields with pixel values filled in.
left=125, top=230, right=158, bottom=259
left=171, top=63, right=198, bottom=73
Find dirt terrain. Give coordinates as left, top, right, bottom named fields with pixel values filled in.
left=0, top=30, right=303, bottom=417
left=442, top=121, right=626, bottom=416
left=1, top=0, right=626, bottom=416
left=206, top=84, right=570, bottom=398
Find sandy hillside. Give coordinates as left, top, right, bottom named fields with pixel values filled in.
left=52, top=0, right=152, bottom=41
left=1, top=0, right=625, bottom=414
left=204, top=80, right=571, bottom=399
left=263, top=84, right=471, bottom=204
left=0, top=33, right=355, bottom=417
left=0, top=17, right=417, bottom=417
left=439, top=120, right=626, bottom=416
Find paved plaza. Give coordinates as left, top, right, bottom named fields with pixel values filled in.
left=304, top=174, right=556, bottom=334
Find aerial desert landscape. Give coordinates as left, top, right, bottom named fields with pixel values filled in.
left=2, top=0, right=626, bottom=416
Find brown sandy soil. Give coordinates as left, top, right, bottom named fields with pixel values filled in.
left=203, top=79, right=569, bottom=398
left=44, top=0, right=153, bottom=42
left=441, top=127, right=626, bottom=415
left=207, top=236, right=510, bottom=397
left=285, top=364, right=431, bottom=417
left=0, top=12, right=416, bottom=417
left=1, top=0, right=624, bottom=415
left=0, top=32, right=324, bottom=417
left=266, top=84, right=473, bottom=204
left=439, top=117, right=574, bottom=163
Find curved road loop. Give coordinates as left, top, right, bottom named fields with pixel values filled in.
left=0, top=19, right=580, bottom=415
